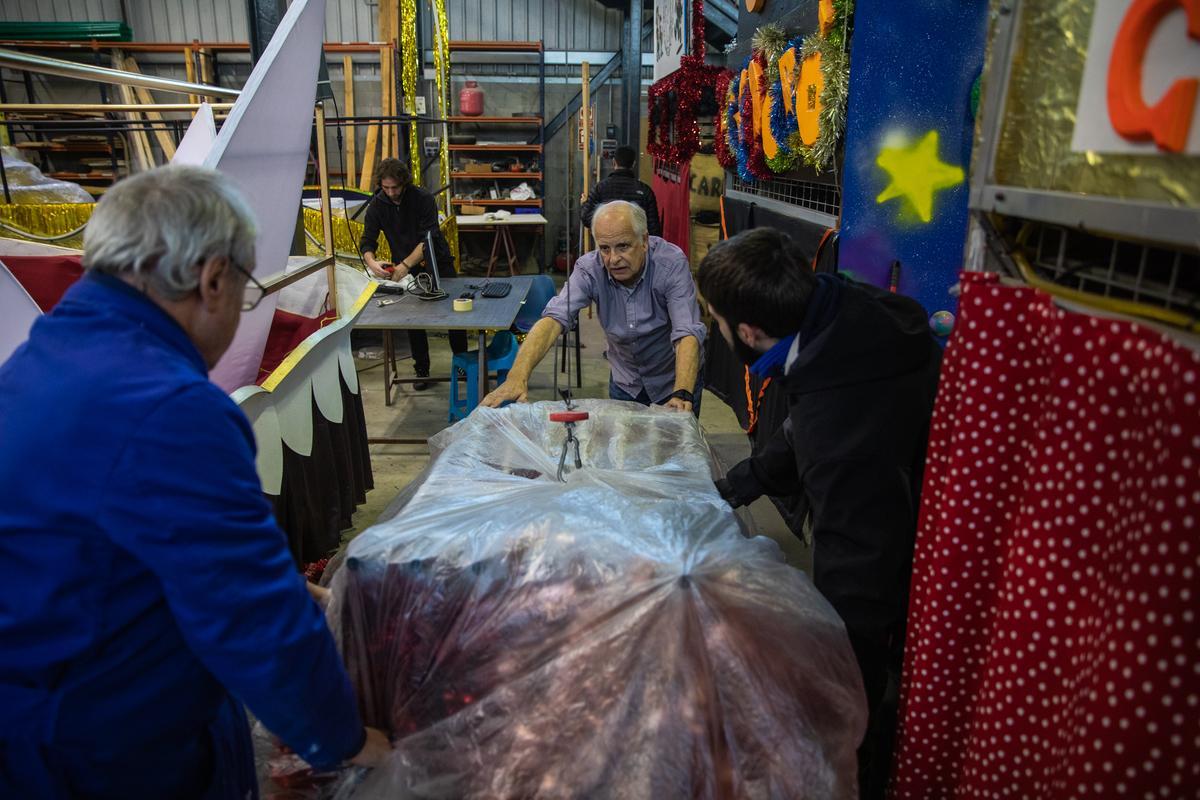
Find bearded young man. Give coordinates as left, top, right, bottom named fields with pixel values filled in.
left=698, top=227, right=942, bottom=799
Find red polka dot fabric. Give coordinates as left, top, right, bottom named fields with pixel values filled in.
left=889, top=271, right=1200, bottom=799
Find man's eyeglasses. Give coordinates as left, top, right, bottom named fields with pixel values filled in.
left=231, top=262, right=266, bottom=311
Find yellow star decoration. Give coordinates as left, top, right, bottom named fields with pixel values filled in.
left=875, top=130, right=964, bottom=223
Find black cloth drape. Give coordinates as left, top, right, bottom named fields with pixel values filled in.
left=271, top=372, right=374, bottom=565
left=704, top=193, right=838, bottom=535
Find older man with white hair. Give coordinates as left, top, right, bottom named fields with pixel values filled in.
left=0, top=165, right=388, bottom=798
left=482, top=200, right=706, bottom=413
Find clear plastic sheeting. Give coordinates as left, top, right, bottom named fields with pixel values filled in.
left=323, top=400, right=866, bottom=799
left=0, top=147, right=93, bottom=204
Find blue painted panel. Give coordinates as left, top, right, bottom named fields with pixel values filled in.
left=837, top=0, right=989, bottom=320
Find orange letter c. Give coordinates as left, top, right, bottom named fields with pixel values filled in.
left=1107, top=0, right=1200, bottom=153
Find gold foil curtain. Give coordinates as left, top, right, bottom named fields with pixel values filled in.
left=401, top=0, right=422, bottom=188
left=1, top=204, right=401, bottom=267
left=991, top=0, right=1199, bottom=206
left=301, top=207, right=391, bottom=261
left=0, top=203, right=93, bottom=249
left=431, top=0, right=459, bottom=265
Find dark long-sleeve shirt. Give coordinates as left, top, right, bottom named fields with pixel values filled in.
left=580, top=167, right=662, bottom=237
left=0, top=272, right=365, bottom=798
left=358, top=185, right=455, bottom=275
left=723, top=279, right=942, bottom=713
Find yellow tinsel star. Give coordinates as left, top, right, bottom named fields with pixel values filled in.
left=875, top=130, right=964, bottom=223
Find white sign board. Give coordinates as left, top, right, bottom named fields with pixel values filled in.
left=1072, top=2, right=1200, bottom=155
left=654, top=0, right=689, bottom=83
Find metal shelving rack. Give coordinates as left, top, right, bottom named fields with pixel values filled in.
left=446, top=40, right=545, bottom=213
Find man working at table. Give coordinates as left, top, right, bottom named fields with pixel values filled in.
left=481, top=200, right=706, bottom=414
left=359, top=158, right=467, bottom=390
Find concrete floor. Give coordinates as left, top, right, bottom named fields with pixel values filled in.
left=345, top=302, right=812, bottom=575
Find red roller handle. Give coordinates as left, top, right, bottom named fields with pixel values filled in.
left=549, top=411, right=589, bottom=423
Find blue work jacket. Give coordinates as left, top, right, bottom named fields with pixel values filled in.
left=0, top=272, right=365, bottom=798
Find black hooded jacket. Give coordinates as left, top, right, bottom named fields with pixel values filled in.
left=580, top=168, right=662, bottom=237
left=357, top=185, right=455, bottom=276
left=723, top=279, right=942, bottom=710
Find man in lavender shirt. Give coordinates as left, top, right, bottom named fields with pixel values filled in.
left=481, top=200, right=706, bottom=414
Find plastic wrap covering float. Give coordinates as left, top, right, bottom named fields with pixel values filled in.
left=326, top=399, right=867, bottom=799
left=0, top=148, right=93, bottom=205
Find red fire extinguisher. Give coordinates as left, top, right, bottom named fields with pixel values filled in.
left=459, top=81, right=484, bottom=116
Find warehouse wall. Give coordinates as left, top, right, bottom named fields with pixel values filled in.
left=1, top=0, right=641, bottom=266
left=0, top=0, right=623, bottom=51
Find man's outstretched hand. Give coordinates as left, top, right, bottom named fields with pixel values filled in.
left=663, top=397, right=692, bottom=413
left=350, top=727, right=392, bottom=769
left=714, top=477, right=747, bottom=509
left=480, top=379, right=528, bottom=408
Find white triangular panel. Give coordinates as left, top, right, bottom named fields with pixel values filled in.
left=206, top=0, right=327, bottom=392
left=172, top=102, right=217, bottom=166
left=0, top=259, right=43, bottom=366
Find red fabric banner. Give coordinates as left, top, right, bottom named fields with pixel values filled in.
left=651, top=161, right=690, bottom=256
left=890, top=272, right=1200, bottom=799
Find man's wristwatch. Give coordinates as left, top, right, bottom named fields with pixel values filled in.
left=669, top=389, right=694, bottom=403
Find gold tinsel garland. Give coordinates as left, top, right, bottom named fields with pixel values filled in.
left=301, top=207, right=390, bottom=261
left=0, top=203, right=93, bottom=249
left=432, top=0, right=459, bottom=266
left=0, top=203, right=416, bottom=266
left=301, top=207, right=457, bottom=270
left=401, top=0, right=422, bottom=188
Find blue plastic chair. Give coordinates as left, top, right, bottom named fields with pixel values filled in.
left=449, top=331, right=518, bottom=421
left=512, top=275, right=557, bottom=335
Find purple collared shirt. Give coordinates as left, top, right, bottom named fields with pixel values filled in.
left=542, top=236, right=706, bottom=403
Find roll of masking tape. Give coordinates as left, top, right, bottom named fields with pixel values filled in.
left=453, top=297, right=474, bottom=312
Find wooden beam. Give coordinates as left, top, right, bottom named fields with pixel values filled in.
left=123, top=56, right=177, bottom=161
left=359, top=121, right=380, bottom=192
left=258, top=255, right=336, bottom=295
left=183, top=46, right=198, bottom=105
left=378, top=2, right=394, bottom=157
left=379, top=45, right=392, bottom=160
left=581, top=60, right=591, bottom=253
left=314, top=103, right=338, bottom=316
left=343, top=54, right=356, bottom=188
left=112, top=50, right=154, bottom=171
left=198, top=47, right=214, bottom=86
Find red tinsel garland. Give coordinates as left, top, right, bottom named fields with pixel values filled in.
left=645, top=0, right=734, bottom=166
left=690, top=0, right=705, bottom=56
left=714, top=70, right=735, bottom=169
left=739, top=53, right=771, bottom=179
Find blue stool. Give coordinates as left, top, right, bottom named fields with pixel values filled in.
left=512, top=275, right=557, bottom=337
left=449, top=331, right=518, bottom=421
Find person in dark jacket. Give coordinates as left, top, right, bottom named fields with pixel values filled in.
left=0, top=165, right=390, bottom=798
left=359, top=158, right=467, bottom=390
left=697, top=227, right=942, bottom=799
left=580, top=146, right=662, bottom=238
